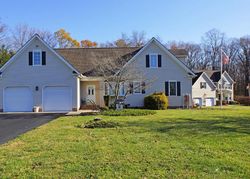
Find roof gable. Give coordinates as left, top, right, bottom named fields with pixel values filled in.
left=0, top=34, right=80, bottom=75
left=193, top=72, right=216, bottom=89
left=121, top=37, right=195, bottom=76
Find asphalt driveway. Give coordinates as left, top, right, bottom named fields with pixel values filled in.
left=0, top=113, right=63, bottom=144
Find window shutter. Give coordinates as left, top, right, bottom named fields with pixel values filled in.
left=42, top=51, right=46, bottom=65
left=177, top=81, right=181, bottom=96
left=29, top=52, right=33, bottom=66
left=141, top=82, right=146, bottom=94
left=146, top=55, right=149, bottom=68
left=129, top=82, right=134, bottom=94
left=158, top=54, right=162, bottom=67
left=165, top=81, right=169, bottom=96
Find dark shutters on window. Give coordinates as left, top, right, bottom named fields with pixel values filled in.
left=42, top=51, right=46, bottom=65
left=29, top=52, right=33, bottom=66
left=129, top=82, right=133, bottom=94
left=177, top=81, right=181, bottom=96
left=158, top=54, right=162, bottom=67
left=165, top=81, right=169, bottom=96
left=141, top=82, right=146, bottom=94
left=146, top=55, right=149, bottom=68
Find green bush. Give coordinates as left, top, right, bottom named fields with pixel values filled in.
left=144, top=92, right=168, bottom=110
left=101, top=109, right=156, bottom=116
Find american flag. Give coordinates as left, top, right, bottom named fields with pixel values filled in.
left=222, top=50, right=230, bottom=64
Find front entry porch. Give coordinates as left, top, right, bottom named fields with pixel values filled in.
left=217, top=89, right=234, bottom=103
left=80, top=78, right=105, bottom=109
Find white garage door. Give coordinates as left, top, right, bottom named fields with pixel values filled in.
left=193, top=98, right=202, bottom=106
left=4, top=87, right=33, bottom=112
left=205, top=98, right=214, bottom=106
left=43, top=86, right=72, bottom=112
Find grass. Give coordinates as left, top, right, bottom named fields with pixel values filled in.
left=101, top=109, right=156, bottom=116
left=0, top=105, right=250, bottom=178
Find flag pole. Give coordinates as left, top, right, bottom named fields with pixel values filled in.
left=220, top=48, right=223, bottom=109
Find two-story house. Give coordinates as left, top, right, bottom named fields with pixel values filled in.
left=0, top=34, right=196, bottom=112
left=192, top=70, right=235, bottom=106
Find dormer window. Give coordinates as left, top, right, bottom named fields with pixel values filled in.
left=33, top=50, right=41, bottom=66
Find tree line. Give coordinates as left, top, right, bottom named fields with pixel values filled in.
left=0, top=21, right=249, bottom=96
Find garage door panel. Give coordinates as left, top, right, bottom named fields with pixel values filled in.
left=4, top=87, right=33, bottom=112
left=205, top=98, right=214, bottom=106
left=43, top=87, right=72, bottom=112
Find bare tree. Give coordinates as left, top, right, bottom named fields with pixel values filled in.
left=130, top=31, right=146, bottom=47
left=202, top=29, right=226, bottom=70
left=91, top=57, right=154, bottom=108
left=184, top=43, right=205, bottom=70
left=238, top=36, right=250, bottom=96
left=165, top=41, right=205, bottom=70
left=11, top=24, right=57, bottom=50
left=38, top=30, right=58, bottom=48
left=0, top=21, right=7, bottom=44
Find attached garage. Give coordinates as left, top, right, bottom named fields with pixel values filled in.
left=3, top=87, right=33, bottom=112
left=43, top=86, right=72, bottom=112
left=205, top=98, right=215, bottom=106
left=193, top=98, right=202, bottom=106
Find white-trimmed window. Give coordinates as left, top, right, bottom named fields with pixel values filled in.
left=200, top=82, right=206, bottom=89
left=169, top=81, right=177, bottom=96
left=149, top=54, right=158, bottom=68
left=33, top=50, right=41, bottom=66
left=133, top=81, right=141, bottom=94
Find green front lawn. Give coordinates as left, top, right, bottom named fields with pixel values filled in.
left=0, top=106, right=250, bottom=178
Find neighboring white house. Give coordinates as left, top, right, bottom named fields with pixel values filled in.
left=0, top=34, right=196, bottom=112
left=192, top=72, right=216, bottom=106
left=192, top=70, right=235, bottom=106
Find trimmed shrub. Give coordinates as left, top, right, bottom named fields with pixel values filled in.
left=235, top=96, right=250, bottom=106
left=144, top=92, right=168, bottom=110
left=101, top=109, right=156, bottom=116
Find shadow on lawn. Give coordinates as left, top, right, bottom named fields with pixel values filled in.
left=124, top=116, right=250, bottom=135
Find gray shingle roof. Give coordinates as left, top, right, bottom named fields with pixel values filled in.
left=195, top=70, right=221, bottom=82
left=55, top=47, right=188, bottom=76
left=192, top=72, right=203, bottom=84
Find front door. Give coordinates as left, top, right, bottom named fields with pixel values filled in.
left=86, top=85, right=96, bottom=104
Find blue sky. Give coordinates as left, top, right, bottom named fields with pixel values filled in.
left=1, top=0, right=250, bottom=43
